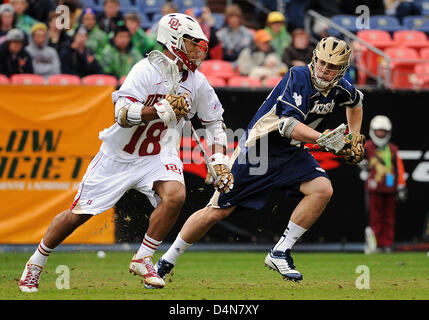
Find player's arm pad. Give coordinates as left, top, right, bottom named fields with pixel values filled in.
left=203, top=118, right=227, bottom=148
left=115, top=96, right=145, bottom=127
left=278, top=116, right=300, bottom=139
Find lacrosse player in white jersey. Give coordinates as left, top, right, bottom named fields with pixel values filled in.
left=19, top=13, right=233, bottom=292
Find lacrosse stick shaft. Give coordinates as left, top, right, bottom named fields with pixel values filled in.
left=184, top=115, right=217, bottom=178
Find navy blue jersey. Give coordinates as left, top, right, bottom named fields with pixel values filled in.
left=214, top=65, right=363, bottom=210
left=243, top=65, right=363, bottom=156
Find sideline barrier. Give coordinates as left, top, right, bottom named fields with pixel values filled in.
left=0, top=85, right=116, bottom=244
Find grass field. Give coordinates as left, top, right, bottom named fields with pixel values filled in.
left=1, top=251, right=429, bottom=300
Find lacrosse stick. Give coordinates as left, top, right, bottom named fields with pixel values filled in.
left=316, top=123, right=348, bottom=154
left=147, top=51, right=218, bottom=179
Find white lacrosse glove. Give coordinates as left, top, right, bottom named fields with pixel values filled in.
left=154, top=98, right=176, bottom=125
left=205, top=153, right=234, bottom=193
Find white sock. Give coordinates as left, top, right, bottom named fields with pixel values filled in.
left=29, top=239, right=53, bottom=267
left=136, top=233, right=162, bottom=259
left=273, top=221, right=307, bottom=252
left=161, top=233, right=192, bottom=265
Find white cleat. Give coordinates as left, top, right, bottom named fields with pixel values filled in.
left=129, top=255, right=165, bottom=289
left=264, top=249, right=303, bottom=282
left=19, top=261, right=43, bottom=293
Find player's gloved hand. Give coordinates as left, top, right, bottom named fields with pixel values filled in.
left=396, top=185, right=408, bottom=203
left=205, top=153, right=234, bottom=193
left=165, top=93, right=191, bottom=123
left=154, top=98, right=176, bottom=125
left=336, top=132, right=366, bottom=165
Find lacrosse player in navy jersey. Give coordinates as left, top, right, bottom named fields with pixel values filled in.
left=155, top=37, right=365, bottom=283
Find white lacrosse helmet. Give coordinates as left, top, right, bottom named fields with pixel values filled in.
left=369, top=115, right=392, bottom=147
left=157, top=13, right=209, bottom=72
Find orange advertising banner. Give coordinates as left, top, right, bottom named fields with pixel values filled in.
left=0, top=85, right=116, bottom=244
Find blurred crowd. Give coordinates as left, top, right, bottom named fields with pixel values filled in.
left=0, top=0, right=420, bottom=84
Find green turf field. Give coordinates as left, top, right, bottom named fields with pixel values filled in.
left=1, top=251, right=428, bottom=300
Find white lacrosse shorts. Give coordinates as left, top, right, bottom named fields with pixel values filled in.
left=70, top=151, right=185, bottom=215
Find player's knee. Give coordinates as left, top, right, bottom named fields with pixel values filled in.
left=61, top=209, right=92, bottom=228
left=161, top=185, right=186, bottom=209
left=206, top=207, right=232, bottom=224
left=316, top=180, right=333, bottom=203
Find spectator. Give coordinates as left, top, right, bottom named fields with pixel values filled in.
left=147, top=1, right=178, bottom=37
left=265, top=11, right=291, bottom=61
left=384, top=0, right=422, bottom=24
left=0, top=28, right=33, bottom=76
left=284, top=0, right=310, bottom=30
left=282, top=28, right=313, bottom=69
left=81, top=7, right=109, bottom=56
left=96, top=0, right=123, bottom=34
left=185, top=6, right=222, bottom=60
left=0, top=3, right=17, bottom=45
left=361, top=115, right=407, bottom=254
left=25, top=0, right=54, bottom=24
left=216, top=4, right=253, bottom=64
left=26, top=22, right=61, bottom=78
left=96, top=25, right=142, bottom=79
left=237, top=29, right=282, bottom=77
left=10, top=0, right=39, bottom=35
left=59, top=26, right=102, bottom=77
left=124, top=12, right=156, bottom=57
left=47, top=11, right=72, bottom=54
left=307, top=0, right=342, bottom=38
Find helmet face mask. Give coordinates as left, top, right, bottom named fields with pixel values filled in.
left=309, top=37, right=352, bottom=92
left=172, top=35, right=208, bottom=71
left=156, top=13, right=209, bottom=72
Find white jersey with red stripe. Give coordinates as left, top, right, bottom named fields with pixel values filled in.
left=99, top=54, right=224, bottom=162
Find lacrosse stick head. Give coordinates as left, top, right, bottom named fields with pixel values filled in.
left=316, top=123, right=348, bottom=153
left=157, top=13, right=209, bottom=72
left=148, top=50, right=181, bottom=94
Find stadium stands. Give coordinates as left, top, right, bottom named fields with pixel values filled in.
left=369, top=15, right=404, bottom=33
left=10, top=74, right=45, bottom=85
left=402, top=16, right=429, bottom=33
left=264, top=76, right=282, bottom=87
left=393, top=30, right=429, bottom=49
left=383, top=47, right=421, bottom=88
left=206, top=76, right=227, bottom=87
left=174, top=0, right=206, bottom=13
left=139, top=0, right=166, bottom=15
left=356, top=30, right=394, bottom=84
left=228, top=76, right=261, bottom=88
left=0, top=75, right=9, bottom=84
left=198, top=60, right=239, bottom=81
left=82, top=74, right=119, bottom=85
left=412, top=62, right=429, bottom=88
left=48, top=74, right=81, bottom=85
